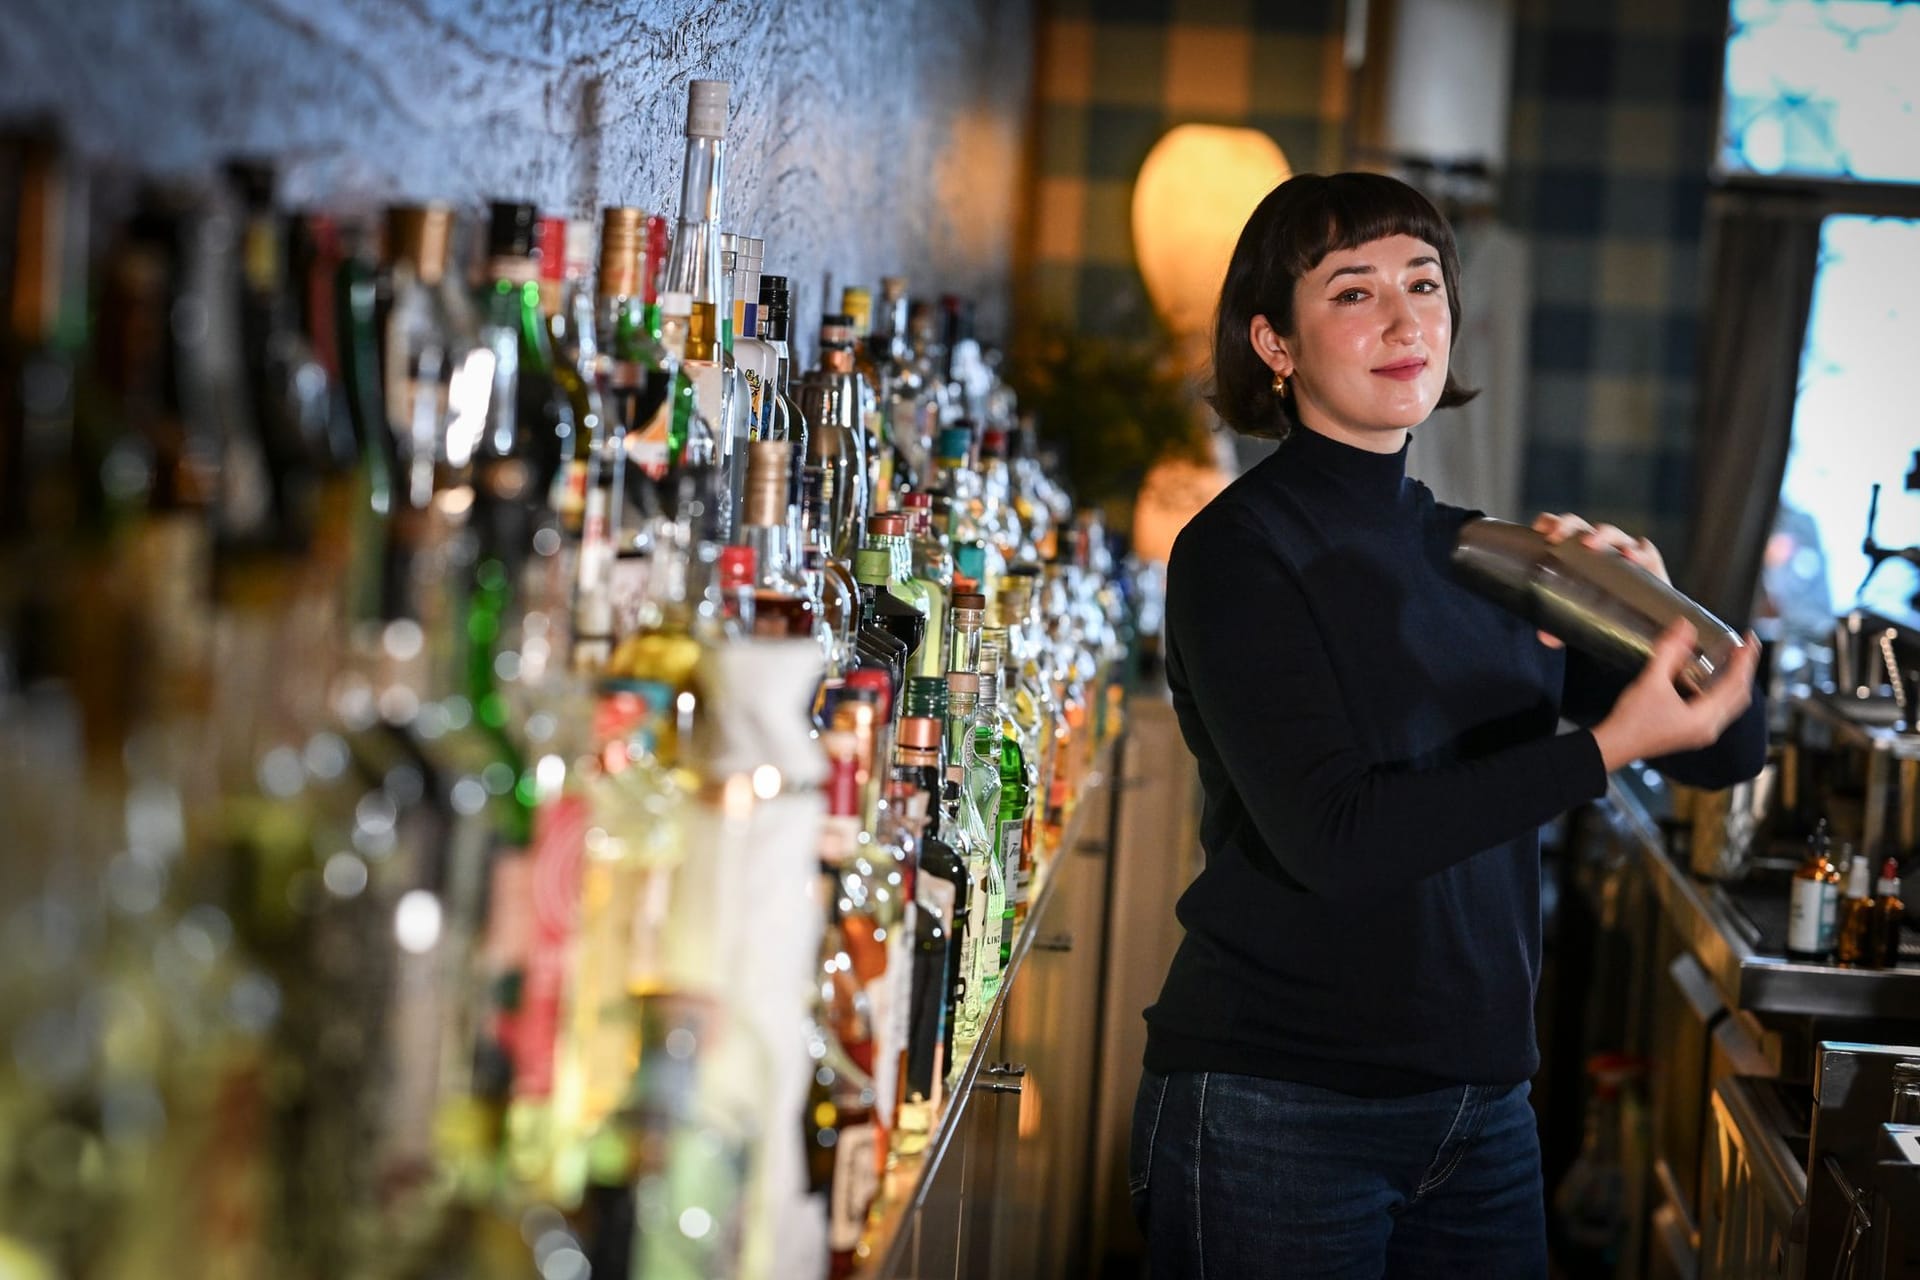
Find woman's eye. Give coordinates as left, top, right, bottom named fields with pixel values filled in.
left=1335, top=289, right=1368, bottom=304
left=1410, top=279, right=1441, bottom=294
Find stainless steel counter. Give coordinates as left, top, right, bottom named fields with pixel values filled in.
left=1607, top=770, right=1920, bottom=1022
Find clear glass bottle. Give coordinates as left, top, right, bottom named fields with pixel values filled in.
left=662, top=80, right=745, bottom=539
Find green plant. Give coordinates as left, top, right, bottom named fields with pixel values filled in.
left=1004, top=322, right=1215, bottom=528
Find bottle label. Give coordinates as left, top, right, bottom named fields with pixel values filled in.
left=1788, top=876, right=1828, bottom=954
left=916, top=874, right=957, bottom=930
left=1001, top=821, right=1027, bottom=907
left=828, top=1122, right=879, bottom=1251
left=511, top=795, right=589, bottom=1098
left=1818, top=881, right=1840, bottom=950
left=868, top=964, right=899, bottom=1132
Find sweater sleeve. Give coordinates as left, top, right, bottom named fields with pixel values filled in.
left=1560, top=645, right=1770, bottom=791
left=1167, top=509, right=1609, bottom=901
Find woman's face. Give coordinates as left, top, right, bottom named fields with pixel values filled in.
left=1262, top=233, right=1451, bottom=450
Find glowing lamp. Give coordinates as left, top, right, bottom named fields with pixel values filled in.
left=1130, top=124, right=1291, bottom=348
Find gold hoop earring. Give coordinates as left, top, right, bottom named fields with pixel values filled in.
left=1272, top=369, right=1289, bottom=399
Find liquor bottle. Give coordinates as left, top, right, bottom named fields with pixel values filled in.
left=945, top=670, right=1004, bottom=1044
left=976, top=425, right=1028, bottom=568
left=539, top=216, right=602, bottom=535
left=947, top=591, right=984, bottom=681
left=604, top=512, right=704, bottom=767
left=758, top=274, right=809, bottom=505
left=799, top=314, right=872, bottom=561
left=739, top=439, right=820, bottom=642
left=841, top=285, right=892, bottom=512
left=222, top=158, right=321, bottom=553
left=973, top=663, right=1023, bottom=971
left=1835, top=851, right=1876, bottom=968
left=1871, top=857, right=1905, bottom=969
left=815, top=730, right=886, bottom=1278
left=473, top=200, right=550, bottom=573
left=982, top=626, right=1036, bottom=930
left=873, top=276, right=932, bottom=497
left=993, top=572, right=1055, bottom=855
left=662, top=80, right=745, bottom=537
left=669, top=623, right=831, bottom=1280
left=727, top=234, right=780, bottom=443
left=1787, top=819, right=1841, bottom=962
left=889, top=715, right=968, bottom=1138
left=867, top=510, right=932, bottom=663
left=593, top=205, right=669, bottom=502
left=852, top=546, right=922, bottom=691
left=799, top=467, right=857, bottom=672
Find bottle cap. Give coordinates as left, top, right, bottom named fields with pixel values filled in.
left=1848, top=853, right=1873, bottom=897
left=980, top=428, right=1009, bottom=458
left=487, top=199, right=538, bottom=260
left=386, top=203, right=454, bottom=284
left=952, top=592, right=986, bottom=613
left=597, top=206, right=642, bottom=295
left=224, top=157, right=276, bottom=209
left=686, top=80, right=730, bottom=139
left=845, top=667, right=893, bottom=719
left=853, top=548, right=893, bottom=584
left=819, top=315, right=854, bottom=347
left=938, top=424, right=973, bottom=461
left=563, top=218, right=597, bottom=280
left=868, top=512, right=908, bottom=537
left=1881, top=857, right=1903, bottom=894
left=904, top=491, right=932, bottom=511
left=759, top=273, right=786, bottom=301
left=881, top=275, right=908, bottom=301
left=955, top=544, right=986, bottom=583
left=718, top=545, right=755, bottom=590
left=946, top=671, right=979, bottom=695
left=535, top=215, right=569, bottom=283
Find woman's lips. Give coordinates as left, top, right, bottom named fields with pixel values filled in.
left=1372, top=359, right=1427, bottom=382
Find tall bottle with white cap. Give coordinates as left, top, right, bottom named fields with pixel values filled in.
left=663, top=79, right=745, bottom=537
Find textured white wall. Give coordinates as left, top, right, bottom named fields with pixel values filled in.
left=0, top=0, right=1034, bottom=337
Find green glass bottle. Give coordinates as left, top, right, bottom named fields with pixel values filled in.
left=982, top=663, right=1028, bottom=968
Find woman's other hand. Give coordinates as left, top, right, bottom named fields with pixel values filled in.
left=1529, top=512, right=1672, bottom=648
left=1589, top=619, right=1760, bottom=771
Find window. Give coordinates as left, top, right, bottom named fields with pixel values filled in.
left=1719, top=0, right=1920, bottom=183
left=1763, top=215, right=1920, bottom=642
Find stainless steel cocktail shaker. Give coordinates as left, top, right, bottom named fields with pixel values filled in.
left=1451, top=517, right=1746, bottom=692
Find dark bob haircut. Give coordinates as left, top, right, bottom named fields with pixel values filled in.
left=1208, top=171, right=1477, bottom=440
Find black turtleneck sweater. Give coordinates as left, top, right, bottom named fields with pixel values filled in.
left=1145, top=424, right=1767, bottom=1096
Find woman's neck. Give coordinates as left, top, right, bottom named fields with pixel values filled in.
left=1292, top=412, right=1410, bottom=455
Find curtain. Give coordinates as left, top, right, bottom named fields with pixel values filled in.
left=1681, top=194, right=1823, bottom=629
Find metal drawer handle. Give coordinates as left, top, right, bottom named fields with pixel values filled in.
left=1033, top=933, right=1074, bottom=952
left=974, top=1061, right=1027, bottom=1095
left=1075, top=839, right=1109, bottom=857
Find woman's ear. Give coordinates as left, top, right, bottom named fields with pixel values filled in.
left=1249, top=314, right=1291, bottom=377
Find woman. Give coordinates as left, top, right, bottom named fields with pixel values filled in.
left=1130, top=172, right=1765, bottom=1278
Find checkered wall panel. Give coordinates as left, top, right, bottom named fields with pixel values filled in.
left=1504, top=0, right=1726, bottom=557
left=1024, top=0, right=1348, bottom=338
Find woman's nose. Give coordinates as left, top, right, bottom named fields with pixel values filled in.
left=1382, top=292, right=1423, bottom=343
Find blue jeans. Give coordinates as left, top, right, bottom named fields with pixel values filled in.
left=1129, top=1069, right=1547, bottom=1279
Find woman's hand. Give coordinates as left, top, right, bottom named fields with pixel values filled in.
left=1589, top=619, right=1760, bottom=771
left=1530, top=512, right=1671, bottom=648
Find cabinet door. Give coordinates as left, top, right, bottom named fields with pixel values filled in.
left=995, top=781, right=1115, bottom=1277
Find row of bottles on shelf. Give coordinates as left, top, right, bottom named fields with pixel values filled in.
left=1788, top=818, right=1906, bottom=968
left=0, top=76, right=1134, bottom=1280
